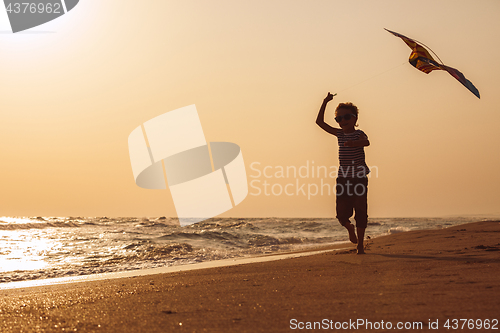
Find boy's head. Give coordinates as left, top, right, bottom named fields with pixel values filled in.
left=335, top=102, right=358, bottom=117
left=335, top=102, right=359, bottom=129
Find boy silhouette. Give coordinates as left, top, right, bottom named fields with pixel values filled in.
left=316, top=92, right=370, bottom=254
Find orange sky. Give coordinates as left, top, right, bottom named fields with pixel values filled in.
left=1, top=0, right=499, bottom=218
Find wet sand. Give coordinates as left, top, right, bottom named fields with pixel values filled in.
left=1, top=221, right=499, bottom=332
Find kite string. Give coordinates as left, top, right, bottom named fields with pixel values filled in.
left=335, top=61, right=407, bottom=94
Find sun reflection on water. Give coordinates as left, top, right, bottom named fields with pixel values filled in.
left=0, top=228, right=62, bottom=273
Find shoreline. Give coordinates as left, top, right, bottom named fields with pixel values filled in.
left=0, top=218, right=478, bottom=290
left=0, top=242, right=352, bottom=291
left=1, top=220, right=499, bottom=332
left=0, top=218, right=485, bottom=290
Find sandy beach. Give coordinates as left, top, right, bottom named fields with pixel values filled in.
left=1, top=220, right=499, bottom=332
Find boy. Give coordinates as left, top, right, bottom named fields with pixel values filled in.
left=316, top=92, right=370, bottom=254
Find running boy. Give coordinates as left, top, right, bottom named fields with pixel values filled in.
left=316, top=92, right=370, bottom=254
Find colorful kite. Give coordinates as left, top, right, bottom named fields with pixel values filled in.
left=385, top=29, right=480, bottom=98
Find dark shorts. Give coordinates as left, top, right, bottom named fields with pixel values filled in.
left=336, top=177, right=368, bottom=229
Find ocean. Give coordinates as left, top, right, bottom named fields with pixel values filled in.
left=0, top=216, right=489, bottom=284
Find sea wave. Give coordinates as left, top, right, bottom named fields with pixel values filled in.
left=0, top=216, right=487, bottom=283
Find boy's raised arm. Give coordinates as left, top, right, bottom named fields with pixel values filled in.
left=316, top=92, right=339, bottom=136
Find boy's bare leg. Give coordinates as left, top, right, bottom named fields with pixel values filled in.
left=344, top=222, right=358, bottom=244
left=356, top=227, right=365, bottom=254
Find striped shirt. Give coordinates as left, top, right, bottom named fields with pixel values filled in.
left=337, top=130, right=370, bottom=178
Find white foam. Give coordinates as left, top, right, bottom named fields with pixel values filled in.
left=0, top=246, right=348, bottom=290
left=388, top=227, right=410, bottom=234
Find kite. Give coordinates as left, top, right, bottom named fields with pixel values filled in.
left=385, top=28, right=480, bottom=98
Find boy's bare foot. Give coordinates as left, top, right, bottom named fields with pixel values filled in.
left=356, top=227, right=366, bottom=254
left=345, top=223, right=358, bottom=244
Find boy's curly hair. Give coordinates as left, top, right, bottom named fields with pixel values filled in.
left=335, top=102, right=359, bottom=117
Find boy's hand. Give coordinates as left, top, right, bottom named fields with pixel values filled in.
left=323, top=92, right=336, bottom=103
left=344, top=141, right=355, bottom=147
left=345, top=136, right=370, bottom=147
